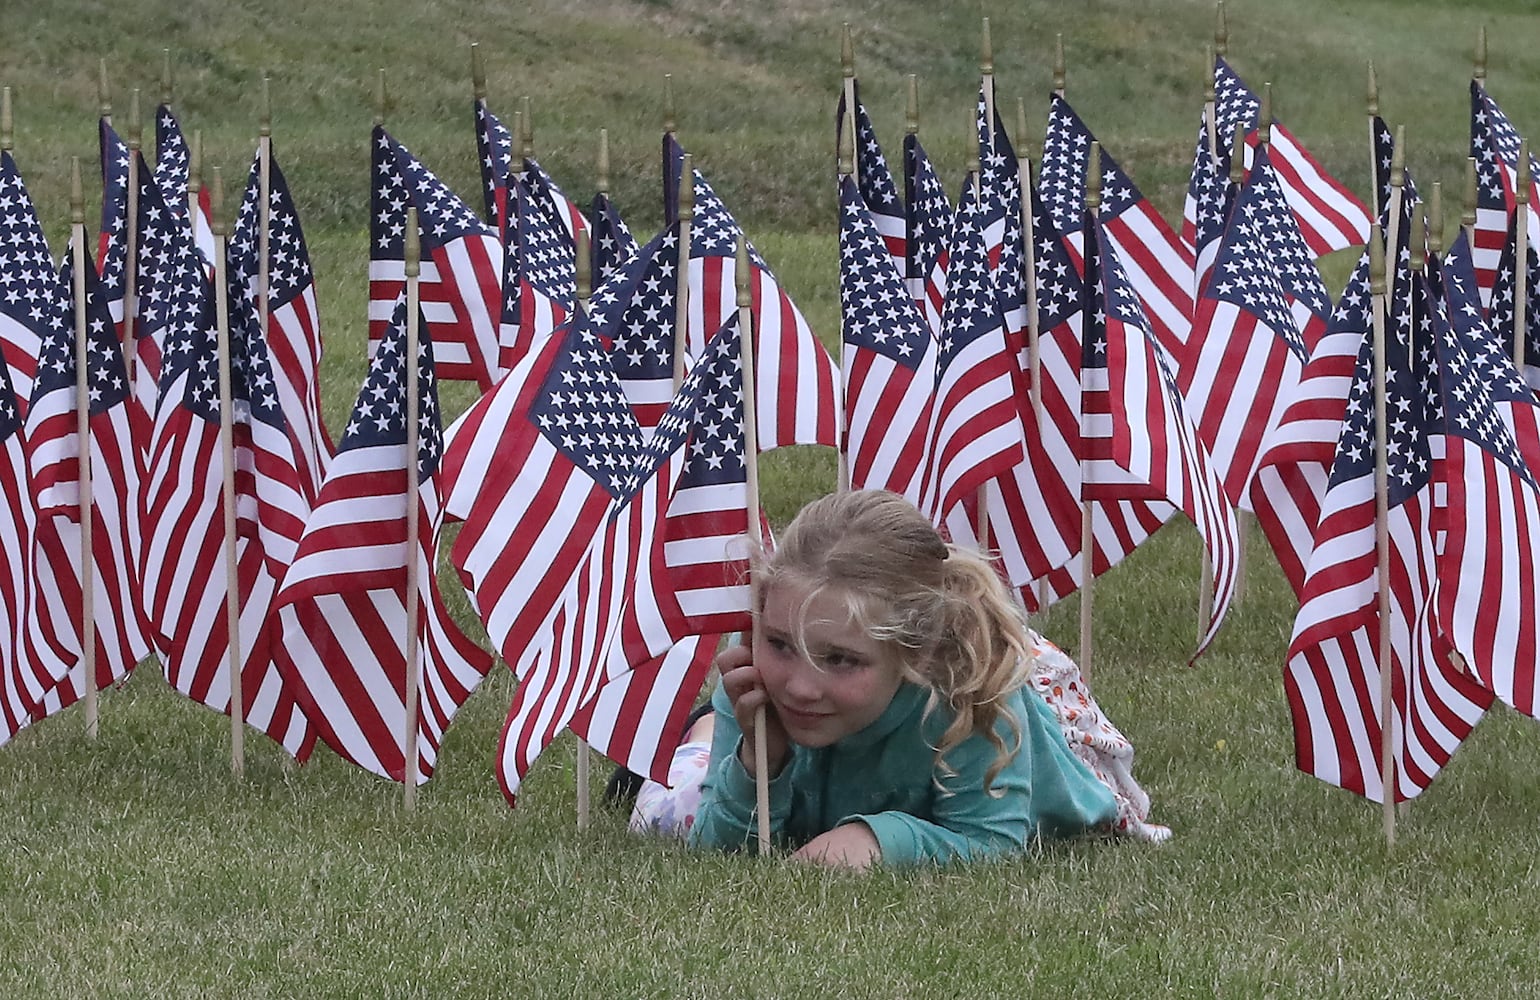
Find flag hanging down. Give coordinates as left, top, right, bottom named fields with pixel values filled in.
left=1180, top=120, right=1239, bottom=297
left=494, top=318, right=740, bottom=806
left=0, top=361, right=41, bottom=747
left=368, top=128, right=502, bottom=390
left=23, top=243, right=152, bottom=719
left=132, top=163, right=205, bottom=443
left=229, top=144, right=333, bottom=506
left=1082, top=218, right=1238, bottom=659
left=498, top=172, right=574, bottom=370
left=1485, top=206, right=1540, bottom=390
left=839, top=171, right=935, bottom=504
left=0, top=150, right=59, bottom=413
left=918, top=173, right=1023, bottom=523
left=272, top=296, right=491, bottom=785
left=904, top=128, right=952, bottom=337
left=1284, top=270, right=1492, bottom=804
left=1470, top=81, right=1540, bottom=310
left=663, top=135, right=841, bottom=452
left=1200, top=57, right=1370, bottom=259
left=96, top=119, right=135, bottom=347
left=153, top=103, right=216, bottom=268
left=589, top=190, right=638, bottom=287
left=586, top=225, right=683, bottom=433
left=837, top=81, right=906, bottom=274
left=1180, top=146, right=1333, bottom=509
left=473, top=98, right=515, bottom=233
left=139, top=229, right=313, bottom=758
left=1431, top=263, right=1540, bottom=721
left=520, top=155, right=588, bottom=249
left=975, top=91, right=1030, bottom=343
left=1040, top=94, right=1194, bottom=364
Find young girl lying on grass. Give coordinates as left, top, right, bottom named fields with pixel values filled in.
left=621, top=489, right=1166, bottom=868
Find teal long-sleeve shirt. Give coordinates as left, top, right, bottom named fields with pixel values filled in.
left=687, top=680, right=1119, bottom=866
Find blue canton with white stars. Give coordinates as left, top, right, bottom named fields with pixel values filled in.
left=39, top=247, right=130, bottom=415
left=585, top=225, right=679, bottom=389
left=1040, top=95, right=1146, bottom=237
left=529, top=325, right=645, bottom=500
left=153, top=105, right=193, bottom=223
left=229, top=152, right=316, bottom=312
left=938, top=177, right=1006, bottom=376
left=840, top=175, right=928, bottom=370
left=515, top=164, right=575, bottom=307
left=1487, top=210, right=1540, bottom=365
left=339, top=296, right=443, bottom=478
left=475, top=99, right=514, bottom=224
left=0, top=151, right=61, bottom=340
left=675, top=312, right=746, bottom=492
left=393, top=139, right=494, bottom=254
left=904, top=133, right=951, bottom=285
left=976, top=93, right=1026, bottom=313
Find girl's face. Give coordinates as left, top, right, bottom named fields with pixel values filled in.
left=754, top=579, right=905, bottom=747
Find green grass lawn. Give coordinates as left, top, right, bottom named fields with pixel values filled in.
left=4, top=0, right=1540, bottom=995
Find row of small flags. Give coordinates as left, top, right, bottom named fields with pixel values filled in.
left=0, top=23, right=1536, bottom=819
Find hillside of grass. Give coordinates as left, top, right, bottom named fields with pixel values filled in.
left=5, top=1, right=1540, bottom=996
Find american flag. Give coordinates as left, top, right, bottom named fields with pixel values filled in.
left=229, top=145, right=332, bottom=507
left=0, top=362, right=40, bottom=746
left=1470, top=81, right=1540, bottom=310
left=520, top=156, right=588, bottom=248
left=976, top=93, right=1029, bottom=343
left=1040, top=94, right=1194, bottom=364
left=1284, top=270, right=1491, bottom=804
left=839, top=172, right=935, bottom=504
left=1486, top=207, right=1540, bottom=389
left=0, top=150, right=57, bottom=415
left=918, top=174, right=1023, bottom=523
left=494, top=318, right=739, bottom=805
left=499, top=171, right=574, bottom=370
left=272, top=295, right=491, bottom=785
left=1251, top=191, right=1418, bottom=598
left=368, top=128, right=502, bottom=390
left=473, top=98, right=515, bottom=234
left=663, top=135, right=840, bottom=451
left=837, top=81, right=906, bottom=273
left=1082, top=218, right=1238, bottom=658
left=589, top=191, right=638, bottom=287
left=97, top=120, right=134, bottom=347
left=1181, top=120, right=1240, bottom=297
left=132, top=163, right=203, bottom=445
left=904, top=130, right=951, bottom=336
left=1199, top=57, right=1370, bottom=259
left=1181, top=147, right=1333, bottom=509
left=1430, top=261, right=1540, bottom=720
left=587, top=226, right=681, bottom=432
left=23, top=242, right=152, bottom=718
left=153, top=103, right=216, bottom=269
left=139, top=225, right=313, bottom=758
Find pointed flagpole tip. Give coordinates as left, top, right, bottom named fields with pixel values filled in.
left=210, top=165, right=226, bottom=236
left=471, top=43, right=487, bottom=101
left=1368, top=223, right=1386, bottom=292
left=1229, top=123, right=1246, bottom=183
left=127, top=88, right=141, bottom=149
left=663, top=74, right=677, bottom=136
left=1215, top=1, right=1228, bottom=56
left=575, top=228, right=592, bottom=305
left=1085, top=140, right=1102, bottom=211
left=1258, top=83, right=1273, bottom=146
left=1, top=88, right=12, bottom=153
left=1204, top=46, right=1216, bottom=102
left=1410, top=205, right=1426, bottom=272
left=679, top=152, right=695, bottom=220
left=597, top=128, right=611, bottom=195
left=70, top=156, right=84, bottom=224
left=161, top=49, right=173, bottom=107
left=98, top=58, right=111, bottom=120
left=520, top=96, right=534, bottom=159
left=1390, top=124, right=1405, bottom=188
left=841, top=22, right=854, bottom=79
left=905, top=75, right=919, bottom=136
left=1429, top=182, right=1444, bottom=256
left=404, top=206, right=419, bottom=277
left=373, top=69, right=387, bottom=128
left=1053, top=35, right=1066, bottom=94
left=1366, top=62, right=1378, bottom=117
left=735, top=235, right=751, bottom=308
left=1463, top=156, right=1479, bottom=227
left=1518, top=140, right=1532, bottom=203
left=260, top=76, right=272, bottom=137
left=980, top=17, right=993, bottom=77
left=1474, top=25, right=1487, bottom=82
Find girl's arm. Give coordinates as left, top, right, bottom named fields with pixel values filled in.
left=686, top=684, right=797, bottom=854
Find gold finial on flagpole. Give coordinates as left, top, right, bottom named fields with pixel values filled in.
left=980, top=17, right=993, bottom=77
left=1229, top=123, right=1246, bottom=184
left=597, top=128, right=611, bottom=196
left=663, top=74, right=677, bottom=137
left=471, top=42, right=486, bottom=101
left=841, top=22, right=854, bottom=80
left=1429, top=182, right=1444, bottom=257
left=98, top=59, right=111, bottom=122
left=1474, top=26, right=1487, bottom=83
left=905, top=75, right=919, bottom=136
left=1053, top=34, right=1066, bottom=95
left=1, top=88, right=12, bottom=152
left=1258, top=83, right=1273, bottom=148
left=520, top=96, right=534, bottom=159
left=1390, top=124, right=1405, bottom=192
left=1367, top=62, right=1379, bottom=118
left=127, top=88, right=141, bottom=151
left=1410, top=203, right=1426, bottom=272
left=1519, top=140, right=1532, bottom=206
left=373, top=69, right=387, bottom=128
left=70, top=156, right=84, bottom=224
left=260, top=75, right=271, bottom=138
left=1086, top=140, right=1102, bottom=212
left=1369, top=221, right=1385, bottom=294
left=1215, top=1, right=1228, bottom=57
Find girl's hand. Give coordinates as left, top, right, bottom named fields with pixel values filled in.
left=792, top=823, right=881, bottom=870
left=715, top=642, right=790, bottom=780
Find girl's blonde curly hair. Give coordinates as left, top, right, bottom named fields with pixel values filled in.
left=753, top=490, right=1031, bottom=791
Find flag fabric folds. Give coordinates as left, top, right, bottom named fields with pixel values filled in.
left=904, top=129, right=952, bottom=337
left=499, top=173, right=575, bottom=369
left=837, top=82, right=906, bottom=274
left=0, top=363, right=39, bottom=746
left=1469, top=81, right=1540, bottom=309
left=153, top=104, right=216, bottom=268
left=0, top=150, right=57, bottom=413
left=474, top=98, right=515, bottom=234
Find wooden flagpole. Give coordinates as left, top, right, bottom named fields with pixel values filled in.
left=1474, top=25, right=1487, bottom=86
left=471, top=42, right=486, bottom=103
left=98, top=59, right=111, bottom=127
left=1368, top=223, right=1395, bottom=845
left=1052, top=35, right=1066, bottom=99
left=1203, top=46, right=1218, bottom=161
left=965, top=109, right=991, bottom=553
left=572, top=227, right=594, bottom=830
left=1017, top=98, right=1050, bottom=613
left=69, top=161, right=100, bottom=740
left=402, top=207, right=423, bottom=811
left=1463, top=157, right=1478, bottom=245
left=1516, top=142, right=1530, bottom=374
left=1385, top=127, right=1406, bottom=304
left=188, top=129, right=202, bottom=239
left=1429, top=183, right=1444, bottom=261
left=161, top=49, right=172, bottom=111
left=259, top=77, right=272, bottom=376
left=123, top=91, right=141, bottom=380
left=837, top=65, right=854, bottom=493
left=980, top=18, right=995, bottom=143
left=735, top=236, right=770, bottom=855
left=1366, top=62, right=1380, bottom=222
left=520, top=96, right=534, bottom=161
left=663, top=74, right=676, bottom=141
left=594, top=127, right=611, bottom=275
left=673, top=154, right=694, bottom=388
left=1079, top=142, right=1101, bottom=677
left=840, top=23, right=856, bottom=129
left=211, top=167, right=245, bottom=778
left=905, top=75, right=919, bottom=303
